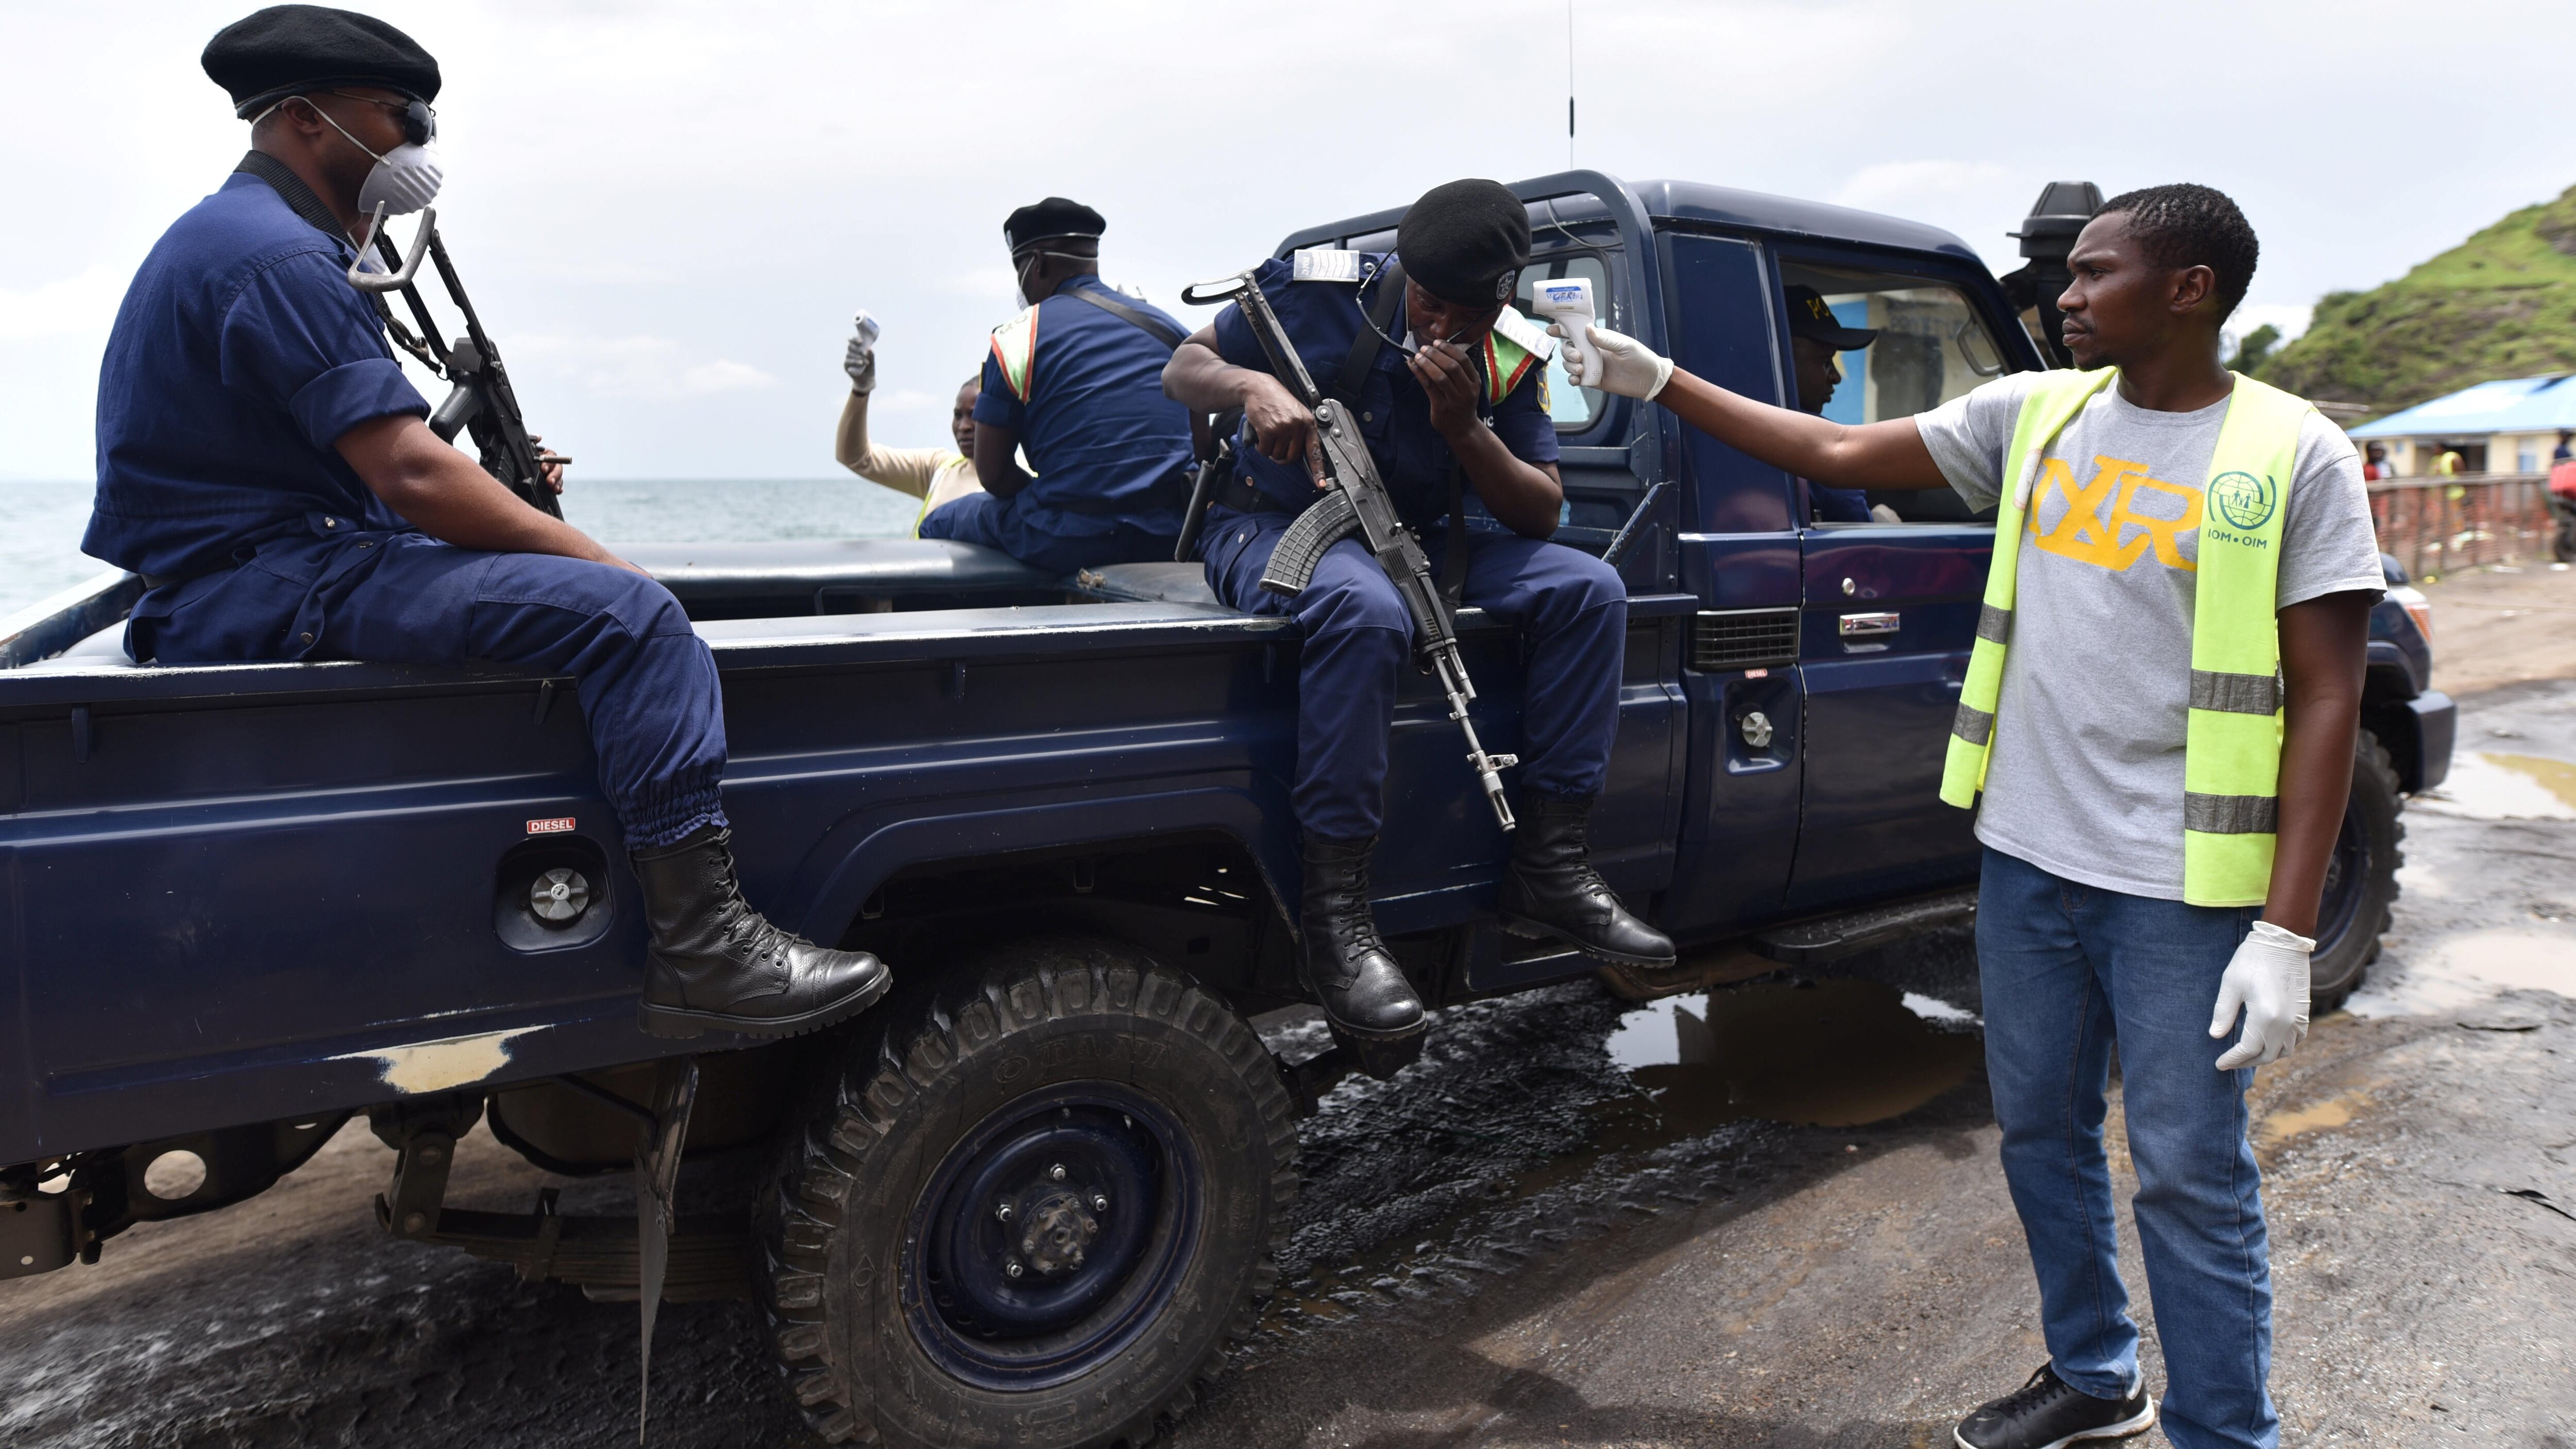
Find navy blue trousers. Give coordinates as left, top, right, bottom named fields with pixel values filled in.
left=1199, top=506, right=1628, bottom=840
left=920, top=491, right=1178, bottom=575
left=132, top=527, right=727, bottom=849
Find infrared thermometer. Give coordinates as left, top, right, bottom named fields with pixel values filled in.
left=1527, top=276, right=1597, bottom=386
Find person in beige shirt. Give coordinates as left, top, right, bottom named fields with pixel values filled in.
left=834, top=311, right=985, bottom=532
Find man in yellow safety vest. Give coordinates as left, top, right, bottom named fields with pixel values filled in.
left=1554, top=186, right=2382, bottom=1449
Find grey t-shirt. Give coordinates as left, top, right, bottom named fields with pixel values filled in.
left=1913, top=371, right=2384, bottom=900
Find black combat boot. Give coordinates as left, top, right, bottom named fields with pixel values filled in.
left=1299, top=834, right=1425, bottom=1039
left=631, top=826, right=892, bottom=1039
left=1496, top=792, right=1677, bottom=969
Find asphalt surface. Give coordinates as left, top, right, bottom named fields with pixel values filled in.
left=4, top=680, right=2572, bottom=1448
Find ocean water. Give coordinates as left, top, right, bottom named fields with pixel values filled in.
left=0, top=478, right=919, bottom=621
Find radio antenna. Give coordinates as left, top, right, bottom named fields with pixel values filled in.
left=1566, top=0, right=1577, bottom=169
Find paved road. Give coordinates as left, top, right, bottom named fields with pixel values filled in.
left=5, top=683, right=2572, bottom=1448
left=1158, top=680, right=2576, bottom=1448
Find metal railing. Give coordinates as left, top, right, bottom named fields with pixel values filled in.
left=2368, top=473, right=2561, bottom=577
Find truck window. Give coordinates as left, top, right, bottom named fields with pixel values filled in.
left=1511, top=253, right=1613, bottom=431
left=1777, top=261, right=2010, bottom=525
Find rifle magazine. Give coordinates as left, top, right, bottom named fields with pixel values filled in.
left=1258, top=491, right=1360, bottom=596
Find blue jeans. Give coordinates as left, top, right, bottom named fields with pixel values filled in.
left=1977, top=847, right=2277, bottom=1449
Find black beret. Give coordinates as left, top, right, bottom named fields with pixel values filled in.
left=1004, top=197, right=1105, bottom=255
left=1397, top=179, right=1531, bottom=306
left=204, top=5, right=440, bottom=118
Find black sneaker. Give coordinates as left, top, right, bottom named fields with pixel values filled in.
left=1955, top=1364, right=2155, bottom=1449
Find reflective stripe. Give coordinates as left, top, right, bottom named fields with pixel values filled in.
left=1976, top=603, right=2012, bottom=644
left=1952, top=702, right=1994, bottom=746
left=990, top=306, right=1039, bottom=401
left=2190, top=669, right=2280, bottom=716
left=2184, top=792, right=2279, bottom=834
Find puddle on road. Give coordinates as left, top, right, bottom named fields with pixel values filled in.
left=2346, top=927, right=2576, bottom=1017
left=2411, top=752, right=2576, bottom=821
left=1604, top=978, right=1984, bottom=1134
left=2258, top=1088, right=2369, bottom=1154
left=2489, top=754, right=2576, bottom=811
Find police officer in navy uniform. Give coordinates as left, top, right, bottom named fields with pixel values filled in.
left=1164, top=179, right=1677, bottom=1042
left=918, top=198, right=1194, bottom=573
left=84, top=6, right=889, bottom=1041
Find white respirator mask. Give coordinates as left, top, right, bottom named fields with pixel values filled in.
left=354, top=137, right=443, bottom=218
left=267, top=96, right=445, bottom=227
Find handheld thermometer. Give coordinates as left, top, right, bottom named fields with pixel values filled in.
left=1527, top=276, right=1597, bottom=386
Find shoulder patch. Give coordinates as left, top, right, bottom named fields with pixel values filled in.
left=1488, top=304, right=1554, bottom=361
left=1476, top=304, right=1553, bottom=406
left=1291, top=248, right=1365, bottom=283
left=989, top=304, right=1039, bottom=401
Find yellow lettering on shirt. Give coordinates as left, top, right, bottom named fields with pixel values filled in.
left=2027, top=454, right=2205, bottom=573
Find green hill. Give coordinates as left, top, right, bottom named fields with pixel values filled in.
left=2259, top=183, right=2576, bottom=413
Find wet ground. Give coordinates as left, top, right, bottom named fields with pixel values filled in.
left=2420, top=558, right=2576, bottom=698
left=5, top=682, right=2574, bottom=1447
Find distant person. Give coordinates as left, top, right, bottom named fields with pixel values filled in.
left=1783, top=284, right=1885, bottom=524
left=2362, top=441, right=2391, bottom=481
left=2430, top=447, right=2464, bottom=476
left=84, top=6, right=892, bottom=1041
left=833, top=311, right=983, bottom=532
left=917, top=198, right=1194, bottom=573
left=1556, top=183, right=2382, bottom=1449
left=2550, top=431, right=2576, bottom=564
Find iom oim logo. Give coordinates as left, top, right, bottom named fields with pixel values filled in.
left=2209, top=471, right=2277, bottom=532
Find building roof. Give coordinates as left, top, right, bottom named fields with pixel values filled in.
left=2348, top=373, right=2576, bottom=438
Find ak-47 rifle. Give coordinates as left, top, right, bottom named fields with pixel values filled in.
left=348, top=203, right=566, bottom=519
left=1178, top=269, right=1519, bottom=830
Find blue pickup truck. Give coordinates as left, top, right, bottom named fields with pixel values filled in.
left=0, top=172, right=2452, bottom=1449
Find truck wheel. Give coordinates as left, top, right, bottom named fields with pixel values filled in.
left=757, top=937, right=1298, bottom=1448
left=2310, top=732, right=2404, bottom=1012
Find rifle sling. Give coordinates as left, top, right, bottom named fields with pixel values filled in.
left=235, top=151, right=349, bottom=242
left=1063, top=285, right=1187, bottom=349
left=1331, top=258, right=1408, bottom=406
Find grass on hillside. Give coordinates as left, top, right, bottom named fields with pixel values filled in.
left=2260, top=183, right=2576, bottom=413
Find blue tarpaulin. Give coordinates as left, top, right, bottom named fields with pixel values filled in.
left=2349, top=373, right=2576, bottom=438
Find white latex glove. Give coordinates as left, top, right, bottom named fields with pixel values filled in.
left=844, top=311, right=880, bottom=393
left=1544, top=320, right=1672, bottom=400
left=2211, top=920, right=2314, bottom=1070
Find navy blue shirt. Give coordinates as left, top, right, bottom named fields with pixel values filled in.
left=973, top=275, right=1194, bottom=540
left=1807, top=481, right=1873, bottom=523
left=1211, top=253, right=1560, bottom=527
left=87, top=169, right=428, bottom=581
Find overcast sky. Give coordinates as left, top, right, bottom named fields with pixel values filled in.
left=5, top=0, right=2573, bottom=481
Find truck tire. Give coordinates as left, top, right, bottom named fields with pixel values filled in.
left=756, top=937, right=1298, bottom=1449
left=2310, top=732, right=2404, bottom=1012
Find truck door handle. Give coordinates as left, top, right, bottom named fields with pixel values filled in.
left=1838, top=611, right=1901, bottom=638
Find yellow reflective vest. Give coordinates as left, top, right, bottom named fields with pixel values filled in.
left=1937, top=368, right=2314, bottom=907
